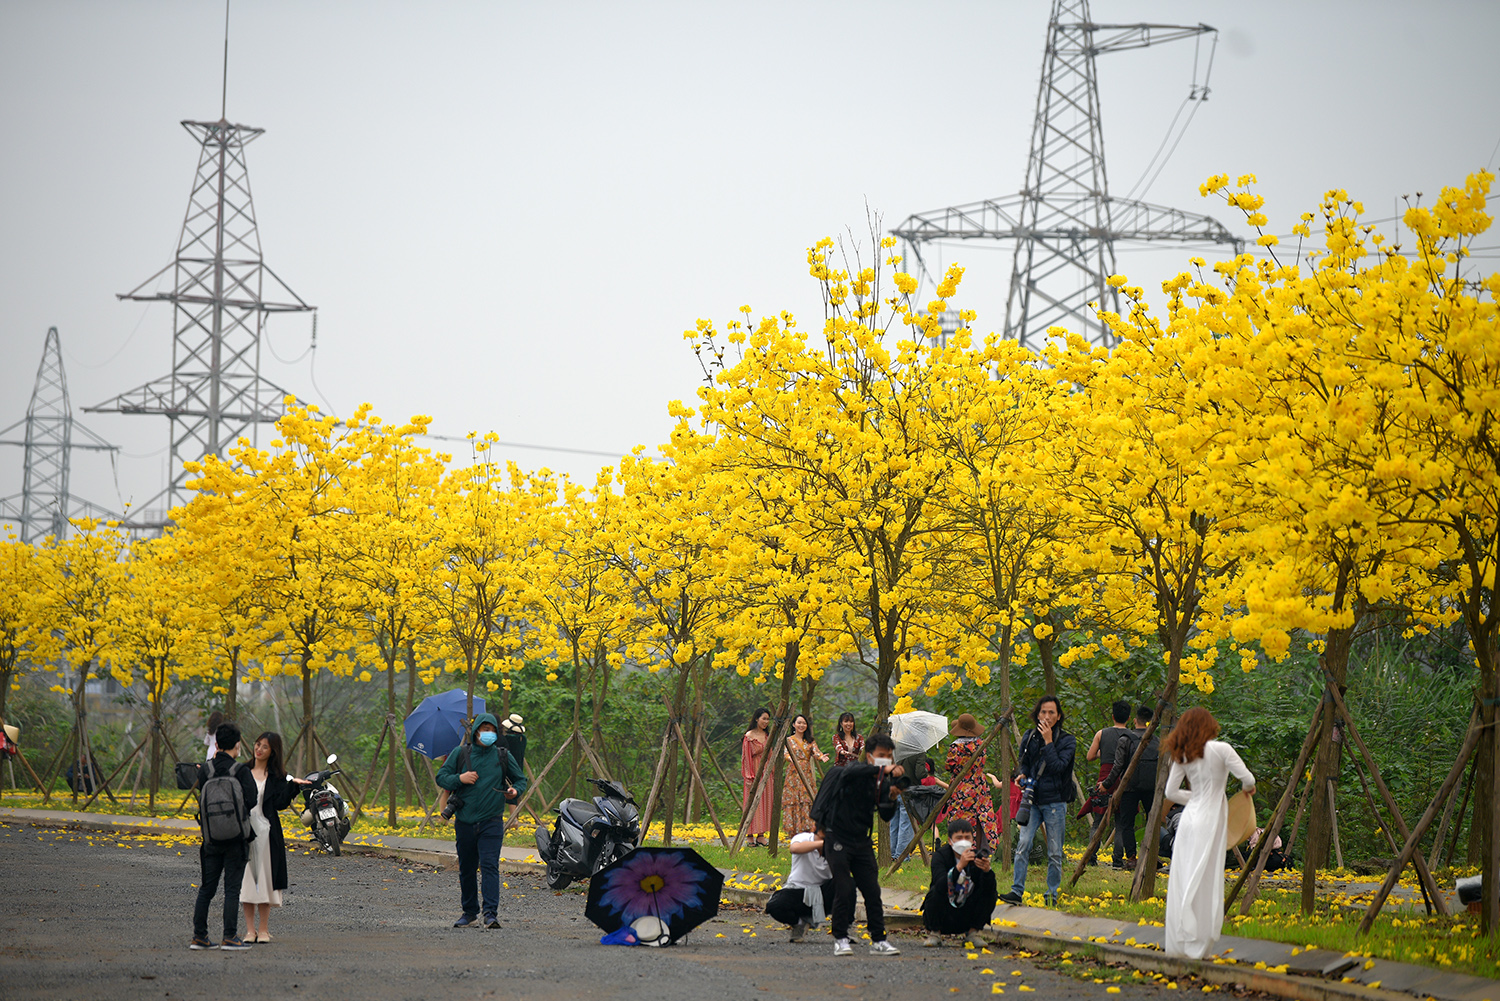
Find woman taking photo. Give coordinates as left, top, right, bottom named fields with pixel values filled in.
left=240, top=731, right=309, bottom=942
left=832, top=713, right=863, bottom=766
left=741, top=708, right=775, bottom=847
left=782, top=714, right=829, bottom=837
left=1161, top=707, right=1255, bottom=959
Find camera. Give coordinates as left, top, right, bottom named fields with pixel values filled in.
left=441, top=790, right=464, bottom=821
left=1014, top=777, right=1036, bottom=828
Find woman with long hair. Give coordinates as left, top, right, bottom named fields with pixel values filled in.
left=782, top=713, right=829, bottom=837
left=741, top=708, right=775, bottom=847
left=240, top=731, right=309, bottom=942
left=1161, top=707, right=1255, bottom=959
left=832, top=713, right=863, bottom=766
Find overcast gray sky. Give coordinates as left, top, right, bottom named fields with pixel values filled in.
left=3, top=0, right=1498, bottom=517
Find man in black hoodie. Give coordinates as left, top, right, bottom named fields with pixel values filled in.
left=190, top=722, right=258, bottom=950
left=811, top=732, right=905, bottom=958
left=1001, top=695, right=1076, bottom=907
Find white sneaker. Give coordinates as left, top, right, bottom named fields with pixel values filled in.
left=833, top=938, right=853, bottom=956
left=869, top=939, right=901, bottom=956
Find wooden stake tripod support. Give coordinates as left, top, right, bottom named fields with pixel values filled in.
left=509, top=729, right=610, bottom=826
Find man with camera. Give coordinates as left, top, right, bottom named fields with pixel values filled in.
left=1001, top=695, right=1076, bottom=907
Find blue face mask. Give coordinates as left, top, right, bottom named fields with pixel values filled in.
left=477, top=730, right=498, bottom=747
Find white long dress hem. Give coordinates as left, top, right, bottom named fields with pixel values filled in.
left=240, top=773, right=283, bottom=907
left=1163, top=740, right=1254, bottom=960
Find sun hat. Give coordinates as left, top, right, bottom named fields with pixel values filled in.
left=501, top=713, right=526, bottom=735
left=2, top=724, right=17, bottom=743
left=949, top=713, right=984, bottom=739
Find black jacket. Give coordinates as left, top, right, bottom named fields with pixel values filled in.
left=814, top=762, right=899, bottom=845
left=198, top=753, right=259, bottom=843
left=254, top=772, right=301, bottom=890
left=1017, top=727, right=1077, bottom=806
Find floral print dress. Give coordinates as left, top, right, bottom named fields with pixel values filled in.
left=833, top=733, right=864, bottom=767
left=941, top=736, right=1000, bottom=851
left=782, top=738, right=821, bottom=836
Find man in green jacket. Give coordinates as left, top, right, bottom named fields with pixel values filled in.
left=436, top=712, right=527, bottom=928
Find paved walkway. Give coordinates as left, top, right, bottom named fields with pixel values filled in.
left=5, top=806, right=1494, bottom=1001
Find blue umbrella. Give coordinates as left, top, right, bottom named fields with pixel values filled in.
left=404, top=689, right=485, bottom=759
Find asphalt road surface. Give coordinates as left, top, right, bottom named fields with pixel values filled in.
left=1, top=820, right=1199, bottom=1001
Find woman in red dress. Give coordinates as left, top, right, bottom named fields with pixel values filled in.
left=740, top=707, right=774, bottom=847
left=832, top=712, right=864, bottom=766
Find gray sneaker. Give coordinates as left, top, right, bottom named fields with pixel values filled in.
left=833, top=938, right=853, bottom=956
left=789, top=921, right=806, bottom=942
left=923, top=933, right=943, bottom=948
left=869, top=939, right=901, bottom=956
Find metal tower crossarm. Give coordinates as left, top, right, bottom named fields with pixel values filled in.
left=85, top=116, right=315, bottom=521
left=890, top=1, right=1243, bottom=351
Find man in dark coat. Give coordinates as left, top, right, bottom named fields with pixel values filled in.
left=921, top=818, right=998, bottom=945
left=436, top=713, right=527, bottom=929
left=191, top=722, right=258, bottom=950
left=1001, top=695, right=1077, bottom=908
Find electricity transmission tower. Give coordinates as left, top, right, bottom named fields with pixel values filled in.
left=0, top=328, right=119, bottom=543
left=891, top=0, right=1243, bottom=350
left=85, top=108, right=315, bottom=526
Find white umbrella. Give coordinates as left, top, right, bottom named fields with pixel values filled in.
left=889, top=711, right=949, bottom=761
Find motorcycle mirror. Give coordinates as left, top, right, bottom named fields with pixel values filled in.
left=326, top=753, right=337, bottom=765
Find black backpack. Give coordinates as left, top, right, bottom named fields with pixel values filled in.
left=808, top=766, right=851, bottom=831
left=198, top=762, right=252, bottom=844
left=1119, top=730, right=1160, bottom=795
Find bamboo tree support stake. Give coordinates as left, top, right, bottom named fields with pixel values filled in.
left=79, top=735, right=150, bottom=812
left=636, top=724, right=676, bottom=836
left=14, top=748, right=46, bottom=794
left=350, top=718, right=391, bottom=822
left=1227, top=702, right=1326, bottom=912
left=1359, top=706, right=1484, bottom=934
left=703, top=738, right=741, bottom=802
left=1067, top=698, right=1173, bottom=891
left=1327, top=780, right=1344, bottom=871
left=398, top=742, right=435, bottom=828
left=729, top=703, right=792, bottom=856
left=1351, top=750, right=1433, bottom=914
left=1285, top=768, right=1314, bottom=859
left=512, top=733, right=584, bottom=823
left=887, top=714, right=1010, bottom=876
left=1322, top=674, right=1447, bottom=916
left=669, top=719, right=729, bottom=849
left=1443, top=756, right=1479, bottom=867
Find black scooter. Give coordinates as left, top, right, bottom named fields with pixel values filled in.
left=299, top=753, right=350, bottom=856
left=533, top=778, right=641, bottom=889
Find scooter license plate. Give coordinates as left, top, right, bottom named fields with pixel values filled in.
left=318, top=808, right=337, bottom=821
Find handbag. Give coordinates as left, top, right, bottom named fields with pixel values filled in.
left=175, top=761, right=203, bottom=791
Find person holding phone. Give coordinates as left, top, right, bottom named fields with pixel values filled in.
left=921, top=817, right=998, bottom=946
left=1000, top=695, right=1076, bottom=907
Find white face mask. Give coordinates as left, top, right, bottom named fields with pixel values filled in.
left=951, top=839, right=973, bottom=854
left=871, top=757, right=893, bottom=767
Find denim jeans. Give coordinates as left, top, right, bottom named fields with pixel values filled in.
left=193, top=840, right=247, bottom=940
left=1010, top=800, right=1066, bottom=899
left=891, top=802, right=915, bottom=860
left=455, top=815, right=505, bottom=918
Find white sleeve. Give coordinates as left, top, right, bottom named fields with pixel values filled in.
left=1163, top=759, right=1191, bottom=803
left=1220, top=742, right=1255, bottom=788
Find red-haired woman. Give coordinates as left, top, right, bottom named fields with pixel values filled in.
left=1161, top=708, right=1255, bottom=959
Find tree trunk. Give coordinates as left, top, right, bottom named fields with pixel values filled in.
left=224, top=648, right=240, bottom=721
left=386, top=645, right=399, bottom=828
left=301, top=650, right=316, bottom=775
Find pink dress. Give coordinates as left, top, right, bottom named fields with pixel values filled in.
left=740, top=733, right=774, bottom=837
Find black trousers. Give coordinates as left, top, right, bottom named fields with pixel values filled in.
left=1114, top=791, right=1154, bottom=863
left=193, top=840, right=247, bottom=940
left=766, top=884, right=835, bottom=926
left=827, top=837, right=884, bottom=942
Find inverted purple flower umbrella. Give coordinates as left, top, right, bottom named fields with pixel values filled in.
left=584, top=846, right=724, bottom=945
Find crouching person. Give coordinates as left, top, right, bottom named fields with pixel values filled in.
left=921, top=818, right=998, bottom=947
left=766, top=824, right=834, bottom=942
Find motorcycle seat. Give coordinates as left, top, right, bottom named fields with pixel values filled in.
left=561, top=800, right=603, bottom=827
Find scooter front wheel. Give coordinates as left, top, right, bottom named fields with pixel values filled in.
left=545, top=861, right=572, bottom=890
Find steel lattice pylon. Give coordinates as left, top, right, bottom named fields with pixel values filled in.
left=891, top=0, right=1243, bottom=350
left=85, top=116, right=315, bottom=524
left=0, top=328, right=119, bottom=543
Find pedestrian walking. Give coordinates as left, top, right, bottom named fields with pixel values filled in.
left=190, top=722, right=258, bottom=951
left=1161, top=707, right=1255, bottom=959
left=740, top=707, right=774, bottom=847
left=765, top=822, right=834, bottom=942
left=435, top=713, right=527, bottom=929
left=831, top=713, right=863, bottom=766
left=782, top=713, right=828, bottom=838
left=1104, top=704, right=1160, bottom=870
left=938, top=714, right=999, bottom=854
left=239, top=731, right=311, bottom=943
left=810, top=732, right=906, bottom=957
left=1001, top=695, right=1076, bottom=907
left=1080, top=700, right=1132, bottom=864
left=921, top=818, right=998, bottom=946
left=203, top=710, right=224, bottom=761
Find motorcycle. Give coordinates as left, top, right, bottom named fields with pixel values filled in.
left=299, top=753, right=351, bottom=856
left=533, top=777, right=641, bottom=889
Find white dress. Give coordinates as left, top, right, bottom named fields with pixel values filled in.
left=240, top=773, right=283, bottom=907
left=1163, top=740, right=1254, bottom=959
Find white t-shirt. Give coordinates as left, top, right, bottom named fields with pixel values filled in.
left=785, top=832, right=832, bottom=889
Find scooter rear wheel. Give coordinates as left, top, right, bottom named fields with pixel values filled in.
left=324, top=820, right=341, bottom=856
